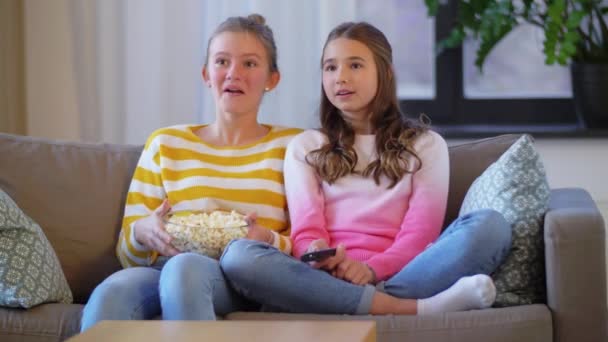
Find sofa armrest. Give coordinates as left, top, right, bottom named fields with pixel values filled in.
left=544, top=188, right=607, bottom=342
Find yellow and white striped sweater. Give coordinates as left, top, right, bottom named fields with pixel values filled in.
left=116, top=124, right=303, bottom=268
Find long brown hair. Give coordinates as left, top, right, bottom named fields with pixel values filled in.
left=306, top=22, right=428, bottom=188
left=204, top=14, right=278, bottom=73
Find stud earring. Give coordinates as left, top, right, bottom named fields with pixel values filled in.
left=265, top=87, right=270, bottom=92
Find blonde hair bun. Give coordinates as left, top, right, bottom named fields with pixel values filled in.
left=247, top=14, right=266, bottom=25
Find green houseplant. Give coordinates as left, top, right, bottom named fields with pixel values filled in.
left=425, top=0, right=608, bottom=128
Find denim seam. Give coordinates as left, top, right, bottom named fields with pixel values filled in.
left=130, top=293, right=159, bottom=319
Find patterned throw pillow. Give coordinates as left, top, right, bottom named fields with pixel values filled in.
left=459, top=134, right=550, bottom=307
left=0, top=188, right=73, bottom=308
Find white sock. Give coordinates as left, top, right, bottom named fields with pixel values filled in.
left=417, top=274, right=496, bottom=315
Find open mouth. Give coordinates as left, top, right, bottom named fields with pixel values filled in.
left=336, top=89, right=354, bottom=96
left=224, top=87, right=245, bottom=95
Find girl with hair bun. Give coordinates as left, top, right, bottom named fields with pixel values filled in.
left=81, top=14, right=301, bottom=330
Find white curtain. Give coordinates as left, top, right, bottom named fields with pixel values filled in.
left=62, top=0, right=359, bottom=144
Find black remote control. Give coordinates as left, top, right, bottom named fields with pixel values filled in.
left=300, top=248, right=337, bottom=262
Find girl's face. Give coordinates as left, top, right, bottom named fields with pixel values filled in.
left=203, top=31, right=279, bottom=117
left=322, top=37, right=378, bottom=123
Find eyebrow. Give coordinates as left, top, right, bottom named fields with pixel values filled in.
left=213, top=52, right=262, bottom=59
left=322, top=56, right=366, bottom=66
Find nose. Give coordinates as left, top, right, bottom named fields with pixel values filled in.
left=335, top=66, right=348, bottom=84
left=226, top=63, right=242, bottom=80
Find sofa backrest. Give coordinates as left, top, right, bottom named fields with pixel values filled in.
left=444, top=134, right=522, bottom=226
left=0, top=133, right=142, bottom=303
left=0, top=132, right=522, bottom=303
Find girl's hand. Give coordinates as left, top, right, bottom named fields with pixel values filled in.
left=244, top=212, right=274, bottom=244
left=133, top=199, right=180, bottom=257
left=309, top=242, right=347, bottom=272
left=332, top=258, right=376, bottom=285
left=305, top=239, right=330, bottom=253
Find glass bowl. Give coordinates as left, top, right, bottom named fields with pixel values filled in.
left=163, top=210, right=248, bottom=259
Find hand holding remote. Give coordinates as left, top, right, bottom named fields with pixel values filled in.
left=303, top=240, right=346, bottom=271
left=300, top=248, right=337, bottom=262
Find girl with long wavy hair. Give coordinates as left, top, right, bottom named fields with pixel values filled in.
left=221, top=22, right=512, bottom=315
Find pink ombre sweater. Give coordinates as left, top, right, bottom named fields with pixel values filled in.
left=285, top=130, right=449, bottom=281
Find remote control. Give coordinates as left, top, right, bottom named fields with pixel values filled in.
left=300, top=248, right=337, bottom=262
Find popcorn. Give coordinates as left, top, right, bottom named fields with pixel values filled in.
left=164, top=210, right=248, bottom=259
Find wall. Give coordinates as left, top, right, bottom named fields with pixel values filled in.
left=534, top=139, right=608, bottom=217
left=0, top=0, right=26, bottom=135
left=24, top=0, right=80, bottom=141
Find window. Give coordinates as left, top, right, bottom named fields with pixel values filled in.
left=356, top=1, right=579, bottom=133
left=356, top=0, right=435, bottom=100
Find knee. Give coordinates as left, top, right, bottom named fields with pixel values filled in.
left=163, top=252, right=217, bottom=273
left=220, top=239, right=269, bottom=282
left=83, top=267, right=156, bottom=327
left=465, top=209, right=512, bottom=252
left=89, top=268, right=150, bottom=304
left=160, top=253, right=218, bottom=291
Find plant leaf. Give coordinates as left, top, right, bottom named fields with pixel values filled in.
left=426, top=0, right=608, bottom=66
left=425, top=0, right=439, bottom=16
left=471, top=0, right=491, bottom=13
left=469, top=0, right=517, bottom=70
left=567, top=10, right=585, bottom=29
left=460, top=3, right=477, bottom=30
left=436, top=26, right=466, bottom=55
left=548, top=0, right=565, bottom=22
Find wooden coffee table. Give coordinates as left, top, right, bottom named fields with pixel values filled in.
left=68, top=320, right=376, bottom=342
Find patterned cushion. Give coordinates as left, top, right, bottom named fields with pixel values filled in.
left=0, top=188, right=73, bottom=308
left=459, top=135, right=550, bottom=307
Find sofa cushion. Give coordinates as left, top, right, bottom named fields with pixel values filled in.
left=226, top=304, right=552, bottom=342
left=0, top=303, right=82, bottom=342
left=0, top=133, right=142, bottom=304
left=459, top=135, right=550, bottom=306
left=445, top=134, right=523, bottom=227
left=0, top=188, right=72, bottom=308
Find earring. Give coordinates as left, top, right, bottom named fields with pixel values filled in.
left=265, top=87, right=270, bottom=92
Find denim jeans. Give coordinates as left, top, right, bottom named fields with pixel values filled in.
left=80, top=252, right=255, bottom=332
left=220, top=209, right=511, bottom=315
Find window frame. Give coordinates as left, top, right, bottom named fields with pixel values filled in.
left=400, top=2, right=579, bottom=129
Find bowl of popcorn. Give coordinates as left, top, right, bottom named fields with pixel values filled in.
left=163, top=210, right=249, bottom=259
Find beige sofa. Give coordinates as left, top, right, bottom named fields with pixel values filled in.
left=0, top=132, right=606, bottom=342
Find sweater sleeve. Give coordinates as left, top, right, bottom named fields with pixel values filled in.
left=365, top=132, right=449, bottom=281
left=269, top=230, right=292, bottom=254
left=116, top=133, right=166, bottom=268
left=276, top=208, right=293, bottom=254
left=284, top=132, right=331, bottom=258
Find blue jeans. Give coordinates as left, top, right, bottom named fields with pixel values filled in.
left=220, top=209, right=511, bottom=315
left=80, top=253, right=255, bottom=332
